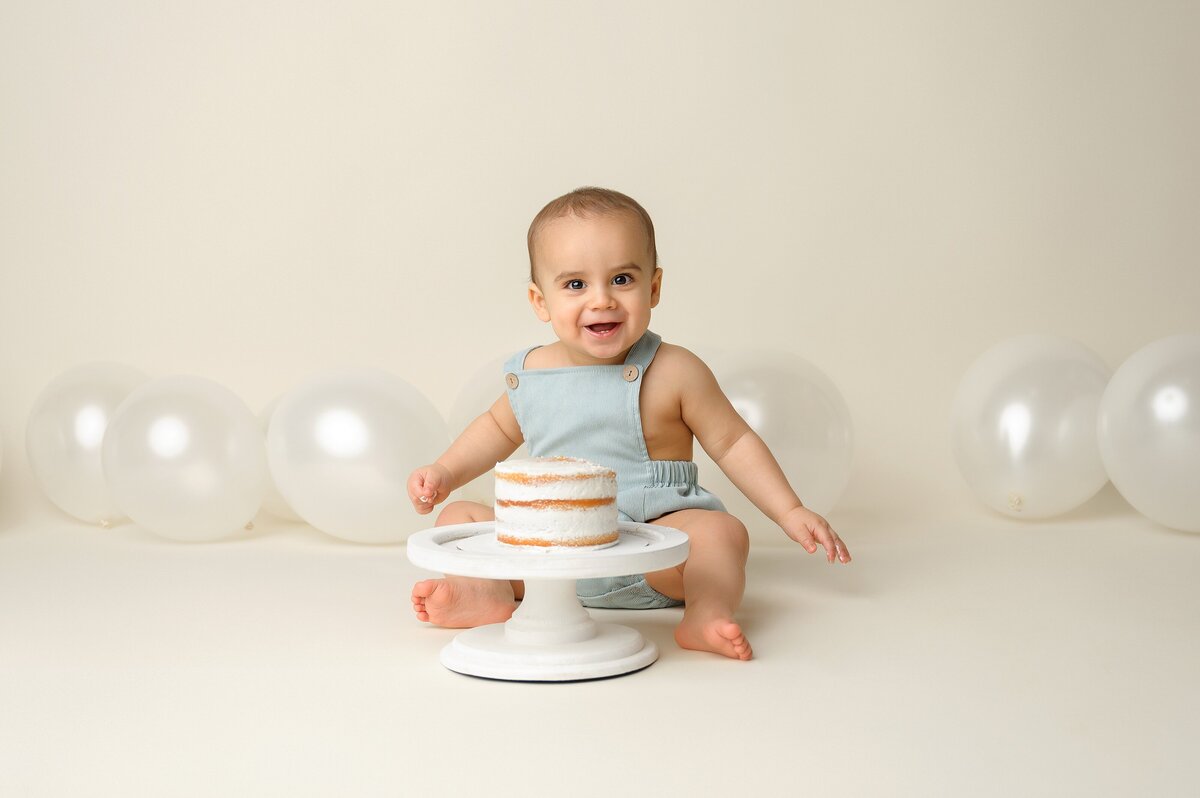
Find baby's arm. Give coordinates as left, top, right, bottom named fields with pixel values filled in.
left=408, top=393, right=523, bottom=514
left=679, top=351, right=851, bottom=563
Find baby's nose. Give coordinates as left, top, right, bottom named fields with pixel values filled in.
left=589, top=286, right=617, bottom=308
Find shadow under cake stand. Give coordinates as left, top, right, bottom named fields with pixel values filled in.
left=406, top=521, right=689, bottom=681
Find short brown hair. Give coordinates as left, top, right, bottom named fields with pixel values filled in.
left=526, top=186, right=658, bottom=283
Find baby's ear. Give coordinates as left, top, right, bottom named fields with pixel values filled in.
left=649, top=267, right=663, bottom=308
left=528, top=281, right=552, bottom=322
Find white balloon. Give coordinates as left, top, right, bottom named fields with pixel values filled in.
left=26, top=362, right=148, bottom=524
left=1098, top=334, right=1200, bottom=532
left=102, top=376, right=268, bottom=541
left=267, top=369, right=450, bottom=544
left=697, top=351, right=853, bottom=519
left=257, top=396, right=303, bottom=522
left=448, top=356, right=528, bottom=505
left=951, top=335, right=1111, bottom=518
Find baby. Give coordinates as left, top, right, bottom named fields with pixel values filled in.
left=408, top=186, right=850, bottom=660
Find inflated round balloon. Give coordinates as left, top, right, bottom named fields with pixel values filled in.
left=102, top=376, right=268, bottom=541
left=697, top=350, right=853, bottom=519
left=448, top=356, right=528, bottom=505
left=267, top=369, right=450, bottom=543
left=26, top=362, right=148, bottom=524
left=257, top=396, right=303, bottom=522
left=1098, top=334, right=1200, bottom=532
left=951, top=335, right=1110, bottom=518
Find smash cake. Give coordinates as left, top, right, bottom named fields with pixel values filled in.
left=494, top=457, right=619, bottom=548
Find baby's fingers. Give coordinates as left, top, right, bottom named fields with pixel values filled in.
left=812, top=522, right=839, bottom=563
left=794, top=528, right=820, bottom=555
left=834, top=535, right=852, bottom=564
left=408, top=475, right=437, bottom=512
left=816, top=524, right=852, bottom=564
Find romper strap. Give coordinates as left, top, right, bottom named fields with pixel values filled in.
left=623, top=330, right=662, bottom=371
left=503, top=346, right=539, bottom=374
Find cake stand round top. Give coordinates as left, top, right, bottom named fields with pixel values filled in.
left=406, top=521, right=689, bottom=580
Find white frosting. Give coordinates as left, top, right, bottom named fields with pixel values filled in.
left=494, top=504, right=616, bottom=543
left=494, top=457, right=618, bottom=545
left=495, top=457, right=613, bottom=480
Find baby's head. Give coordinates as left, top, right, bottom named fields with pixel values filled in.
left=525, top=187, right=664, bottom=364
left=526, top=187, right=657, bottom=285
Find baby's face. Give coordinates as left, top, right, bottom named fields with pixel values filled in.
left=528, top=211, right=662, bottom=366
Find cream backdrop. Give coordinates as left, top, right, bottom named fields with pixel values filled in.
left=1, top=1, right=1197, bottom=541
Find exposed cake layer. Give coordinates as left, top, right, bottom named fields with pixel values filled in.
left=494, top=457, right=618, bottom=547
left=494, top=503, right=618, bottom=546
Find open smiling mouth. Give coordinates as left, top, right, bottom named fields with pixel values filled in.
left=585, top=322, right=621, bottom=337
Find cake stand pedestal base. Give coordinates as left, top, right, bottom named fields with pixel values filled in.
left=439, top=578, right=658, bottom=681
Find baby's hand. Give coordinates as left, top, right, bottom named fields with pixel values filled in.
left=782, top=506, right=851, bottom=564
left=408, top=464, right=452, bottom=514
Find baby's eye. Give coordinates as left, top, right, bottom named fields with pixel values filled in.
left=612, top=274, right=633, bottom=286
left=566, top=279, right=585, bottom=290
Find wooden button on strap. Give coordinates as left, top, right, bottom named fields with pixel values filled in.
left=623, top=365, right=640, bottom=382
left=505, top=373, right=519, bottom=389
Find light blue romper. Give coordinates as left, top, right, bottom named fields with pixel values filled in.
left=503, top=330, right=726, bottom=609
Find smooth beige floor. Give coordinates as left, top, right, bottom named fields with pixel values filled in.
left=1, top=498, right=1196, bottom=797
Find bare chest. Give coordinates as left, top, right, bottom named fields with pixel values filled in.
left=638, top=363, right=694, bottom=461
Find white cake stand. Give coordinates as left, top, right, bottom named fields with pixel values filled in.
left=406, top=521, right=689, bottom=681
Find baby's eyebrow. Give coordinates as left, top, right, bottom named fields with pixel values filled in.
left=551, top=263, right=644, bottom=284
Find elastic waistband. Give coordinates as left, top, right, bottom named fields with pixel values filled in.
left=648, top=460, right=699, bottom=487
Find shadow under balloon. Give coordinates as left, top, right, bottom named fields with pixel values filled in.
left=971, top=482, right=1186, bottom=531
left=1047, top=483, right=1200, bottom=538
left=1016, top=482, right=1131, bottom=525
left=0, top=502, right=30, bottom=538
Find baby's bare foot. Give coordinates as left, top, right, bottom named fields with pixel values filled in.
left=411, top=577, right=517, bottom=628
left=675, top=616, right=753, bottom=660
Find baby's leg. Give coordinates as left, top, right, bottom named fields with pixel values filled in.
left=411, top=501, right=524, bottom=628
left=644, top=509, right=752, bottom=660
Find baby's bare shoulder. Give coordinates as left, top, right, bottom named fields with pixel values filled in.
left=651, top=343, right=716, bottom=383
left=523, top=343, right=562, bottom=370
